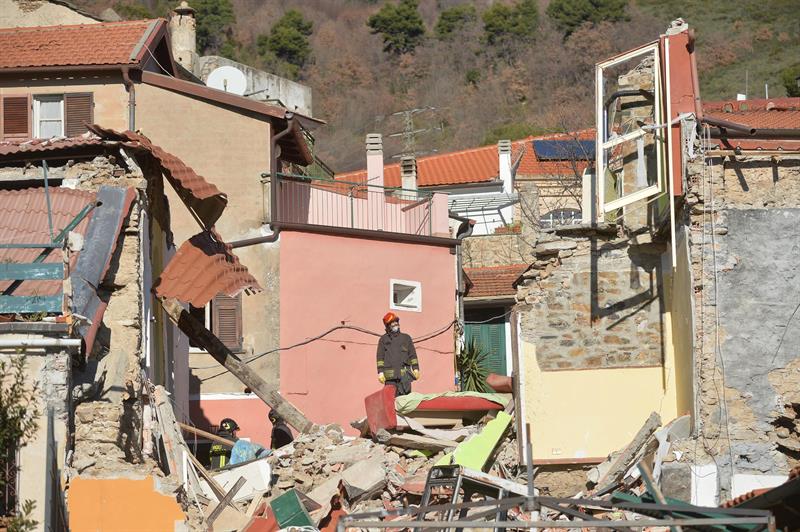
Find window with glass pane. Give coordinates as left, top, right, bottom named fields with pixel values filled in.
left=35, top=95, right=63, bottom=138
left=595, top=43, right=665, bottom=214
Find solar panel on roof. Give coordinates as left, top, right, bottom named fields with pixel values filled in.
left=532, top=140, right=595, bottom=160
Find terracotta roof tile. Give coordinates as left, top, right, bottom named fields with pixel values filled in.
left=336, top=130, right=595, bottom=189
left=0, top=20, right=159, bottom=69
left=703, top=97, right=800, bottom=130
left=153, top=231, right=262, bottom=307
left=0, top=136, right=105, bottom=157
left=0, top=187, right=95, bottom=297
left=464, top=264, right=528, bottom=298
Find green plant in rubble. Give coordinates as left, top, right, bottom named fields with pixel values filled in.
left=457, top=339, right=493, bottom=393
left=0, top=356, right=41, bottom=531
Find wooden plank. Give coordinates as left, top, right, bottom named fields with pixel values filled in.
left=385, top=433, right=460, bottom=452
left=594, top=411, right=661, bottom=491
left=179, top=422, right=236, bottom=448
left=159, top=297, right=315, bottom=433
left=639, top=461, right=683, bottom=532
left=0, top=263, right=63, bottom=280
left=207, top=476, right=246, bottom=525
left=184, top=443, right=228, bottom=503
left=153, top=385, right=184, bottom=481
left=0, top=294, right=62, bottom=313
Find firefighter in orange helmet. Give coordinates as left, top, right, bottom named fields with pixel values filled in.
left=376, top=312, right=420, bottom=396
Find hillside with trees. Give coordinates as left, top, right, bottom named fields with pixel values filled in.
left=76, top=0, right=800, bottom=171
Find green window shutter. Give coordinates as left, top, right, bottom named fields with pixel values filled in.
left=464, top=322, right=507, bottom=376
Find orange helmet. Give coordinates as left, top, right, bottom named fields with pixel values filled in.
left=382, top=312, right=399, bottom=326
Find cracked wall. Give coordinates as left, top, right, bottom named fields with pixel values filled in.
left=685, top=153, right=800, bottom=496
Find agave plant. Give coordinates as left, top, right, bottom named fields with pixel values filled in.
left=456, top=339, right=493, bottom=393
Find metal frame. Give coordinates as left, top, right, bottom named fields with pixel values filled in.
left=596, top=42, right=666, bottom=215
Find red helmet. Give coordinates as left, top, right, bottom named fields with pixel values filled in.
left=382, top=312, right=399, bottom=326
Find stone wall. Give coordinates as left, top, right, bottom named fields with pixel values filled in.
left=516, top=229, right=666, bottom=370
left=681, top=153, right=800, bottom=495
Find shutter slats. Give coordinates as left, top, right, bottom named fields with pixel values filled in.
left=64, top=93, right=93, bottom=137
left=212, top=294, right=242, bottom=351
left=1, top=95, right=30, bottom=140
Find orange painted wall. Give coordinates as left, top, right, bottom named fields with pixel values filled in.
left=68, top=476, right=184, bottom=531
left=278, top=230, right=457, bottom=433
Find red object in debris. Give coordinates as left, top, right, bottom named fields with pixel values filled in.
left=415, top=396, right=503, bottom=412
left=242, top=507, right=279, bottom=532
left=486, top=373, right=513, bottom=393
left=364, top=385, right=398, bottom=434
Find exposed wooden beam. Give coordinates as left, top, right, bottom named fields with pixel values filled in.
left=158, top=297, right=315, bottom=433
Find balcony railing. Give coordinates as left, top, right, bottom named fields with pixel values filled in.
left=274, top=174, right=449, bottom=238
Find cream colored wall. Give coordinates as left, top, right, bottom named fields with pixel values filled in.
left=0, top=0, right=97, bottom=27
left=0, top=76, right=128, bottom=132
left=134, top=83, right=279, bottom=396
left=521, top=248, right=680, bottom=461
left=665, top=226, right=695, bottom=420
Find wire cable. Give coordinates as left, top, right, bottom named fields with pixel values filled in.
left=195, top=319, right=458, bottom=381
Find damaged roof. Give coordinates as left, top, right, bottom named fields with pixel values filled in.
left=0, top=128, right=229, bottom=229
left=335, top=130, right=595, bottom=189
left=464, top=264, right=528, bottom=299
left=0, top=187, right=95, bottom=297
left=0, top=19, right=163, bottom=69
left=703, top=97, right=800, bottom=130
left=153, top=230, right=262, bottom=307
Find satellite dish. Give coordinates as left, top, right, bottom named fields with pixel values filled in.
left=206, top=66, right=247, bottom=96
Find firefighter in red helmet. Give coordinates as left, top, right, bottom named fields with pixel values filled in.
left=376, top=312, right=420, bottom=396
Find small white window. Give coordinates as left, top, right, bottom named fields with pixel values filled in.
left=34, top=95, right=64, bottom=138
left=390, top=279, right=422, bottom=312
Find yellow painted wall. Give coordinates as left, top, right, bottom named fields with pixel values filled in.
left=666, top=227, right=695, bottom=419
left=522, top=249, right=680, bottom=461
left=0, top=76, right=128, bottom=132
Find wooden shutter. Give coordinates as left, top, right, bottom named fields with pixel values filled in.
left=64, top=93, right=93, bottom=137
left=465, top=322, right=507, bottom=376
left=1, top=95, right=31, bottom=140
left=212, top=294, right=242, bottom=352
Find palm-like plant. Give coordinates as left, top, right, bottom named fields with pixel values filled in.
left=457, top=339, right=493, bottom=393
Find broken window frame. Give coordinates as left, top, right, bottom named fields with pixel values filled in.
left=595, top=42, right=665, bottom=214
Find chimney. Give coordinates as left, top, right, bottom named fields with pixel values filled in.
left=169, top=1, right=197, bottom=73
left=400, top=156, right=417, bottom=191
left=366, top=134, right=384, bottom=188
left=498, top=139, right=512, bottom=193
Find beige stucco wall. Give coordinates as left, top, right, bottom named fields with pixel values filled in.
left=0, top=0, right=97, bottom=27
left=134, top=83, right=279, bottom=397
left=0, top=76, right=128, bottom=132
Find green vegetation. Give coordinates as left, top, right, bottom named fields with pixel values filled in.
left=435, top=4, right=476, bottom=40
left=367, top=0, right=426, bottom=55
left=546, top=0, right=628, bottom=36
left=482, top=0, right=539, bottom=46
left=782, top=65, right=800, bottom=97
left=258, top=10, right=313, bottom=74
left=194, top=0, right=236, bottom=56
left=637, top=0, right=800, bottom=100
left=482, top=123, right=553, bottom=145
left=0, top=357, right=41, bottom=531
left=457, top=340, right=493, bottom=393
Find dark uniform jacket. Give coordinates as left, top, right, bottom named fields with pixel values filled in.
left=270, top=421, right=294, bottom=450
left=376, top=331, right=419, bottom=381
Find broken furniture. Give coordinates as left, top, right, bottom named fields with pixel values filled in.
left=364, top=386, right=507, bottom=434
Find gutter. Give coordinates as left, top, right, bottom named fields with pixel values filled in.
left=122, top=67, right=136, bottom=130
left=0, top=338, right=82, bottom=349
left=266, top=115, right=297, bottom=241
left=451, top=212, right=476, bottom=331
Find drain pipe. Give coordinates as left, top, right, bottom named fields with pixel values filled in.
left=122, top=67, right=136, bottom=130
left=450, top=212, right=475, bottom=337
left=231, top=115, right=297, bottom=249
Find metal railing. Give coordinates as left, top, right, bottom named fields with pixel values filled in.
left=0, top=442, right=17, bottom=517
left=274, top=173, right=436, bottom=237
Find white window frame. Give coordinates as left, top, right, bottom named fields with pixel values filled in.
left=33, top=94, right=64, bottom=139
left=389, top=279, right=422, bottom=312
left=595, top=42, right=665, bottom=214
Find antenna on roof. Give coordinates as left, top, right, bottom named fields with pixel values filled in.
left=386, top=106, right=445, bottom=159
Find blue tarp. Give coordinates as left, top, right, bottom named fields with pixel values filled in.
left=532, top=139, right=595, bottom=160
